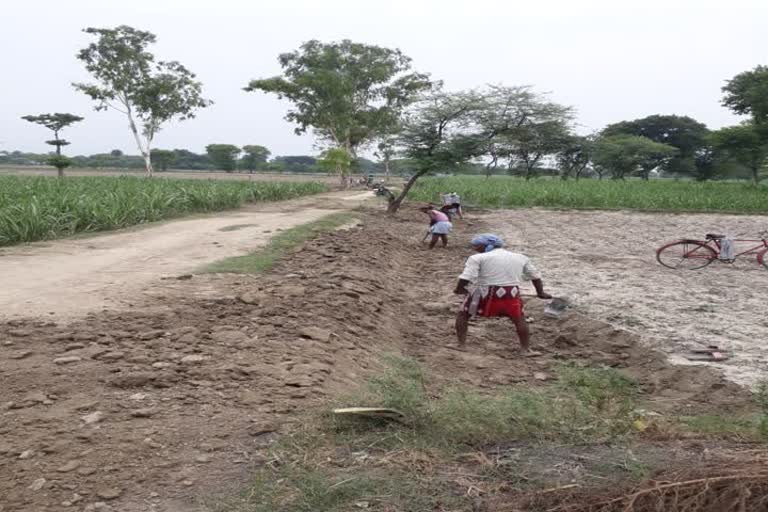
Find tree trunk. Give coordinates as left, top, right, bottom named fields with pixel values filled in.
left=387, top=170, right=427, bottom=214
left=126, top=106, right=153, bottom=177
left=54, top=131, right=64, bottom=178
left=752, top=165, right=760, bottom=186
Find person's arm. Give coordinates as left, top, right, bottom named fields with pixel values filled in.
left=455, top=256, right=480, bottom=294
left=454, top=278, right=471, bottom=295
left=523, top=259, right=551, bottom=299
left=531, top=279, right=552, bottom=299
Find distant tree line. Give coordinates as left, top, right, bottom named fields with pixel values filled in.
left=0, top=147, right=386, bottom=174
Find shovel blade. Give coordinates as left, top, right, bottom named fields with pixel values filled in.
left=543, top=297, right=568, bottom=318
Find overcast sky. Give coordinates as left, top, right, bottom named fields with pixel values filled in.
left=1, top=0, right=765, bottom=157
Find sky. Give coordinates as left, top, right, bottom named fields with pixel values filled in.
left=1, top=0, right=766, bottom=158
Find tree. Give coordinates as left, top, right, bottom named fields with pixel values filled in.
left=710, top=123, right=768, bottom=185
left=473, top=85, right=574, bottom=179
left=74, top=25, right=212, bottom=177
left=110, top=149, right=124, bottom=157
left=21, top=113, right=84, bottom=177
left=592, top=135, right=678, bottom=180
left=240, top=145, right=271, bottom=173
left=722, top=65, right=768, bottom=127
left=556, top=135, right=594, bottom=180
left=317, top=147, right=353, bottom=186
left=387, top=90, right=486, bottom=213
left=602, top=115, right=710, bottom=178
left=150, top=149, right=175, bottom=171
left=206, top=144, right=241, bottom=172
left=499, top=120, right=571, bottom=180
left=245, top=40, right=432, bottom=157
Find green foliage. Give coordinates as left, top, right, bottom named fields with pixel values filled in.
left=593, top=134, right=678, bottom=179
left=408, top=176, right=768, bottom=213
left=556, top=134, right=595, bottom=179
left=21, top=113, right=84, bottom=140
left=205, top=144, right=241, bottom=172
left=710, top=123, right=768, bottom=185
left=203, top=212, right=355, bottom=274
left=240, top=145, right=271, bottom=172
left=21, top=113, right=84, bottom=177
left=149, top=149, right=175, bottom=171
left=602, top=115, right=710, bottom=177
left=722, top=65, right=768, bottom=125
left=317, top=147, right=353, bottom=185
left=0, top=176, right=327, bottom=246
left=245, top=39, right=432, bottom=153
left=46, top=155, right=73, bottom=172
left=74, top=25, right=212, bottom=175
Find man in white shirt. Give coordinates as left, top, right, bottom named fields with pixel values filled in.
left=454, top=233, right=551, bottom=352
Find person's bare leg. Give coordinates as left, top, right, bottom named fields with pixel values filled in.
left=429, top=234, right=439, bottom=249
left=455, top=311, right=470, bottom=347
left=440, top=234, right=448, bottom=247
left=511, top=316, right=530, bottom=351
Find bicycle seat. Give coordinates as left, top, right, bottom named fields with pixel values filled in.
left=705, top=233, right=726, bottom=240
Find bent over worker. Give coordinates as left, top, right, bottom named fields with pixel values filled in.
left=454, top=234, right=551, bottom=352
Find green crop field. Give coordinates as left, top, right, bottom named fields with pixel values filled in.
left=410, top=176, right=768, bottom=213
left=0, top=176, right=328, bottom=246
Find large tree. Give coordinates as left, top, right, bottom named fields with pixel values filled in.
left=556, top=134, right=595, bottom=180
left=240, top=145, right=271, bottom=173
left=722, top=65, right=768, bottom=127
left=499, top=120, right=571, bottom=180
left=21, top=113, right=84, bottom=177
left=73, top=26, right=212, bottom=177
left=386, top=90, right=486, bottom=213
left=602, top=115, right=710, bottom=178
left=474, top=85, right=574, bottom=179
left=710, top=123, right=768, bottom=185
left=592, top=135, right=678, bottom=180
left=206, top=144, right=241, bottom=172
left=244, top=40, right=432, bottom=156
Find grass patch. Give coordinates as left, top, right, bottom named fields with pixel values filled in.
left=409, top=176, right=768, bottom=213
left=203, top=212, right=358, bottom=274
left=0, top=176, right=328, bottom=246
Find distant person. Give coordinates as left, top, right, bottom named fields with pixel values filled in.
left=440, top=192, right=464, bottom=220
left=420, top=205, right=452, bottom=249
left=454, top=234, right=551, bottom=353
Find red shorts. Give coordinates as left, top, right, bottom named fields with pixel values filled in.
left=460, top=286, right=523, bottom=319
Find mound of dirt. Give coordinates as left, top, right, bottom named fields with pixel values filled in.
left=0, top=208, right=753, bottom=511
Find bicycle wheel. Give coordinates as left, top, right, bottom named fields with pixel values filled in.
left=656, top=241, right=717, bottom=270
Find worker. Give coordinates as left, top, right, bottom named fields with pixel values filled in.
left=440, top=191, right=464, bottom=220
left=454, top=234, right=551, bottom=353
left=420, top=205, right=452, bottom=249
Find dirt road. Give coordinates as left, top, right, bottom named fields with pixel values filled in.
left=0, top=191, right=371, bottom=321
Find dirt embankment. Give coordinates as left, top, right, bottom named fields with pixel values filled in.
left=0, top=208, right=753, bottom=512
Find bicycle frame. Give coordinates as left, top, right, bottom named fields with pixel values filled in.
left=708, top=238, right=768, bottom=261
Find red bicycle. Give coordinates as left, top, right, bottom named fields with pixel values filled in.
left=656, top=232, right=768, bottom=270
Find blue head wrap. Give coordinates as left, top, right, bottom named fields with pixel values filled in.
left=470, top=233, right=504, bottom=253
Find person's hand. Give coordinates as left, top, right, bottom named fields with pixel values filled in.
left=537, top=292, right=553, bottom=300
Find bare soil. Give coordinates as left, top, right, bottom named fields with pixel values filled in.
left=484, top=209, right=768, bottom=386
left=0, top=205, right=757, bottom=512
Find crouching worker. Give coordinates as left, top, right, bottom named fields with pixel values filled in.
left=454, top=234, right=551, bottom=353
left=421, top=205, right=452, bottom=249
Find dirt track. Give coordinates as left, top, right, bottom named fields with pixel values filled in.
left=0, top=204, right=752, bottom=512
left=0, top=191, right=369, bottom=321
